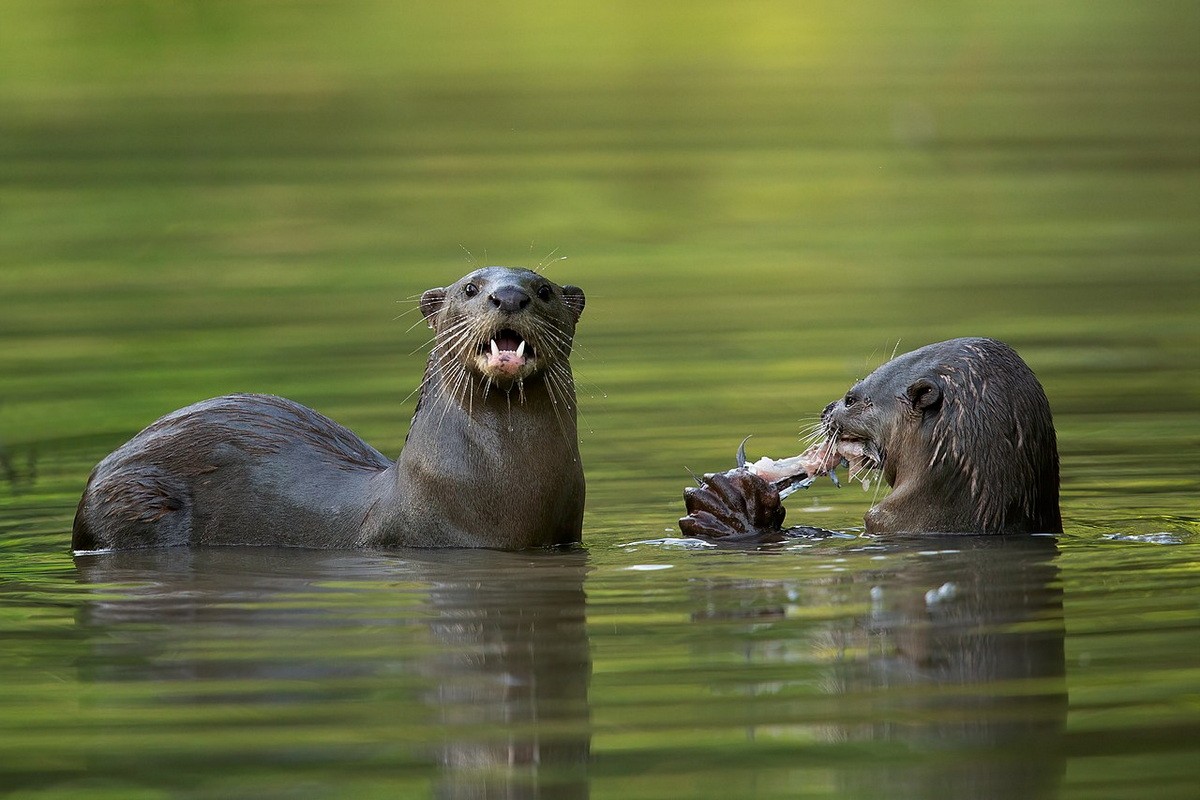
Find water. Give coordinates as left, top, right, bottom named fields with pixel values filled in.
left=2, top=2, right=1199, bottom=797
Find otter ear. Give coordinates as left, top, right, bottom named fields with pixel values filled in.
left=561, top=285, right=585, bottom=321
left=906, top=377, right=942, bottom=412
left=419, top=288, right=446, bottom=327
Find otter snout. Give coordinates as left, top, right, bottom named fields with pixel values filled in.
left=489, top=286, right=531, bottom=314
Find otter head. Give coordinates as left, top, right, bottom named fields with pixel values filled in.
left=821, top=349, right=943, bottom=490
left=419, top=267, right=585, bottom=394
left=822, top=338, right=1061, bottom=534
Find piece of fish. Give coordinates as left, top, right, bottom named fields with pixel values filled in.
left=739, top=438, right=845, bottom=498
left=678, top=438, right=846, bottom=540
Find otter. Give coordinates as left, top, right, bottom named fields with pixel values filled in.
left=72, top=267, right=586, bottom=551
left=681, top=338, right=1061, bottom=538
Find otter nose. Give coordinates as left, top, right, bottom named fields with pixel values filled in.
left=489, top=286, right=531, bottom=313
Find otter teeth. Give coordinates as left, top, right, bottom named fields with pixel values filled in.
left=489, top=338, right=527, bottom=360
left=484, top=334, right=531, bottom=378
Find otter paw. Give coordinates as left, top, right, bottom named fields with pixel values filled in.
left=679, top=469, right=787, bottom=541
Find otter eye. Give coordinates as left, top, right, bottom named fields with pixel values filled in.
left=537, top=284, right=552, bottom=302
left=844, top=392, right=858, bottom=408
left=464, top=283, right=479, bottom=298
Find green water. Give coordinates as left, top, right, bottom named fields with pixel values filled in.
left=2, top=1, right=1198, bottom=797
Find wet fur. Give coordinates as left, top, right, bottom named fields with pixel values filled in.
left=73, top=267, right=586, bottom=551
left=826, top=337, right=1061, bottom=534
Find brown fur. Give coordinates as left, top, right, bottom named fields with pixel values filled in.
left=73, top=268, right=586, bottom=551
left=826, top=337, right=1061, bottom=534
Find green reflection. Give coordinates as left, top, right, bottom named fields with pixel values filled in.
left=1, top=1, right=1198, bottom=798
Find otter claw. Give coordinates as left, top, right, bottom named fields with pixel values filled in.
left=680, top=467, right=786, bottom=539
left=681, top=436, right=847, bottom=541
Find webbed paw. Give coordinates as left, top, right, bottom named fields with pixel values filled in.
left=679, top=468, right=787, bottom=542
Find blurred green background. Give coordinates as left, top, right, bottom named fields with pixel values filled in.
left=1, top=0, right=1197, bottom=533
left=2, top=5, right=1199, bottom=798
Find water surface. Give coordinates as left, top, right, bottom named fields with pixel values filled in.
left=2, top=1, right=1198, bottom=797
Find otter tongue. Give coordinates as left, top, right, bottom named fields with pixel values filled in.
left=487, top=336, right=527, bottom=377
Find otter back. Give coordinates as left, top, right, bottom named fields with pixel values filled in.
left=72, top=267, right=587, bottom=551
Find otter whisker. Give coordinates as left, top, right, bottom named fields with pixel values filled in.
left=800, top=427, right=826, bottom=449
left=536, top=246, right=564, bottom=272
left=546, top=365, right=580, bottom=413
left=570, top=378, right=605, bottom=401
left=523, top=321, right=573, bottom=361
left=404, top=314, right=436, bottom=334
left=394, top=303, right=428, bottom=325
left=549, top=363, right=578, bottom=405
left=426, top=354, right=472, bottom=411
left=798, top=424, right=823, bottom=439
left=545, top=358, right=575, bottom=384
left=869, top=467, right=886, bottom=505
left=416, top=327, right=474, bottom=360
left=434, top=314, right=478, bottom=337
left=430, top=358, right=469, bottom=433
left=464, top=361, right=476, bottom=419
left=410, top=317, right=477, bottom=356
left=540, top=366, right=576, bottom=445
left=437, top=336, right=477, bottom=415
left=452, top=363, right=477, bottom=425
left=524, top=314, right=574, bottom=350
left=407, top=328, right=448, bottom=357
left=430, top=317, right=477, bottom=346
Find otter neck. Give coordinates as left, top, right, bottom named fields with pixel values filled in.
left=408, top=365, right=579, bottom=442
left=385, top=364, right=582, bottom=548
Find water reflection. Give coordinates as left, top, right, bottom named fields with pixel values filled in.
left=72, top=548, right=591, bottom=798
left=71, top=536, right=1068, bottom=797
left=0, top=439, right=37, bottom=493
left=689, top=535, right=1066, bottom=799
left=832, top=536, right=1066, bottom=799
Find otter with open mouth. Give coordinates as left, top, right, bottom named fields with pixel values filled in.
left=680, top=338, right=1062, bottom=539
left=73, top=267, right=586, bottom=551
